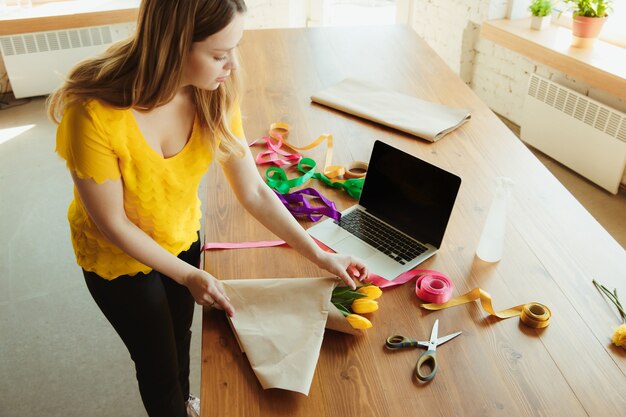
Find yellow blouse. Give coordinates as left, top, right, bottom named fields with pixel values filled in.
left=56, top=99, right=244, bottom=279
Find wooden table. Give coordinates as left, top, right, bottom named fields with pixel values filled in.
left=201, top=25, right=626, bottom=417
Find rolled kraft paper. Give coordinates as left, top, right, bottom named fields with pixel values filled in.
left=415, top=273, right=454, bottom=304
left=421, top=287, right=552, bottom=328
left=344, top=161, right=369, bottom=179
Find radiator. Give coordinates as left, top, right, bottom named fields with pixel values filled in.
left=521, top=74, right=626, bottom=194
left=0, top=23, right=135, bottom=99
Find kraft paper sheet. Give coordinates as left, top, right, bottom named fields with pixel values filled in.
left=311, top=78, right=471, bottom=142
left=222, top=277, right=358, bottom=396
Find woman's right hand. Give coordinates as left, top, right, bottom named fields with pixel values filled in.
left=184, top=270, right=235, bottom=316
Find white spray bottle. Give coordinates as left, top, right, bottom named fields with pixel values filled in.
left=476, top=177, right=514, bottom=263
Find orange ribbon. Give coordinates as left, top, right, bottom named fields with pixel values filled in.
left=268, top=122, right=368, bottom=181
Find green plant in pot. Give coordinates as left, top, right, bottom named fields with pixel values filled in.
left=561, top=0, right=613, bottom=47
left=529, top=0, right=553, bottom=30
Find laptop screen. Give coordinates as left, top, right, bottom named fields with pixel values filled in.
left=359, top=140, right=461, bottom=248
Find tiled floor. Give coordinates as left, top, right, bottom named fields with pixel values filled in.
left=1, top=96, right=624, bottom=417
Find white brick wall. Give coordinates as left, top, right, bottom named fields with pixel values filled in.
left=244, top=0, right=307, bottom=29
left=409, top=0, right=626, bottom=185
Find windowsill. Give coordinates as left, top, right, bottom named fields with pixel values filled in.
left=0, top=0, right=139, bottom=35
left=481, top=18, right=626, bottom=101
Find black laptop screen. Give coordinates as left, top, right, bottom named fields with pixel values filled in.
left=358, top=140, right=461, bottom=249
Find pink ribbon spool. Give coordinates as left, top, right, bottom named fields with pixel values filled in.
left=415, top=273, right=454, bottom=304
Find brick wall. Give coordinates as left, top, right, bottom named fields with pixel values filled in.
left=244, top=0, right=307, bottom=29
left=409, top=0, right=626, bottom=185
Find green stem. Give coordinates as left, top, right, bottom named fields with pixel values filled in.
left=593, top=279, right=626, bottom=322
left=600, top=286, right=625, bottom=318
left=612, top=288, right=626, bottom=322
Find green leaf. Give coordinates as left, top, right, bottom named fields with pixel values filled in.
left=333, top=302, right=351, bottom=317
left=332, top=287, right=353, bottom=297
left=331, top=290, right=367, bottom=302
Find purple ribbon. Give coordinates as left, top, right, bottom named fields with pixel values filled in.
left=273, top=188, right=341, bottom=222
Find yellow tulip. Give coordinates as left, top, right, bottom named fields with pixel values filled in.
left=351, top=298, right=379, bottom=314
left=356, top=285, right=382, bottom=300
left=346, top=314, right=373, bottom=329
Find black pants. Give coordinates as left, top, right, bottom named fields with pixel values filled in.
left=83, top=237, right=201, bottom=417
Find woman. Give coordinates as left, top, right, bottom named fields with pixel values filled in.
left=48, top=1, right=368, bottom=416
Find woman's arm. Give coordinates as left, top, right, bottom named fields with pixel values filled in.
left=71, top=172, right=235, bottom=315
left=220, top=141, right=368, bottom=289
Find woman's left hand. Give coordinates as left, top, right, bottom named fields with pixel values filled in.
left=317, top=252, right=369, bottom=289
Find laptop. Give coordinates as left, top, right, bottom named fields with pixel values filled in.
left=307, top=140, right=461, bottom=279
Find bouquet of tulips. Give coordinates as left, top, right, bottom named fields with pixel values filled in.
left=331, top=284, right=383, bottom=330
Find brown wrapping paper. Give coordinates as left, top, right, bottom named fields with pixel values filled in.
left=311, top=78, right=471, bottom=142
left=222, top=277, right=360, bottom=395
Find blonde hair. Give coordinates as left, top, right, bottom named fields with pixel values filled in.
left=47, top=0, right=247, bottom=160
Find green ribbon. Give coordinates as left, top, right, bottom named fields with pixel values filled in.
left=266, top=157, right=364, bottom=199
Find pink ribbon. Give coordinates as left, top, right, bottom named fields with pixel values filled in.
left=249, top=135, right=302, bottom=166
left=201, top=240, right=287, bottom=251
left=202, top=239, right=454, bottom=303
left=368, top=269, right=454, bottom=304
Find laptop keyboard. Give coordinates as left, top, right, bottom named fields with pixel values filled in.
left=335, top=210, right=428, bottom=265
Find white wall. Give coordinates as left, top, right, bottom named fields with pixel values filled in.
left=0, top=0, right=306, bottom=94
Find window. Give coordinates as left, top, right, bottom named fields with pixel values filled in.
left=308, top=0, right=410, bottom=27
left=602, top=1, right=626, bottom=48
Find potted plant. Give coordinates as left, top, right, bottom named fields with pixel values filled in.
left=561, top=0, right=613, bottom=47
left=529, top=0, right=553, bottom=30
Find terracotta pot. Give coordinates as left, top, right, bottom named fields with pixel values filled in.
left=572, top=15, right=607, bottom=38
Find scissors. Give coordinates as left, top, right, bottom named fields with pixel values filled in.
left=385, top=319, right=461, bottom=382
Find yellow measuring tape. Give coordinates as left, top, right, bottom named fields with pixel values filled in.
left=421, top=287, right=552, bottom=328
left=269, top=122, right=368, bottom=181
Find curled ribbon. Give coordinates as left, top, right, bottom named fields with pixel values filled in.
left=266, top=157, right=365, bottom=199
left=248, top=133, right=302, bottom=167
left=268, top=123, right=348, bottom=179
left=421, top=288, right=552, bottom=328
left=273, top=188, right=341, bottom=222
left=250, top=123, right=368, bottom=198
